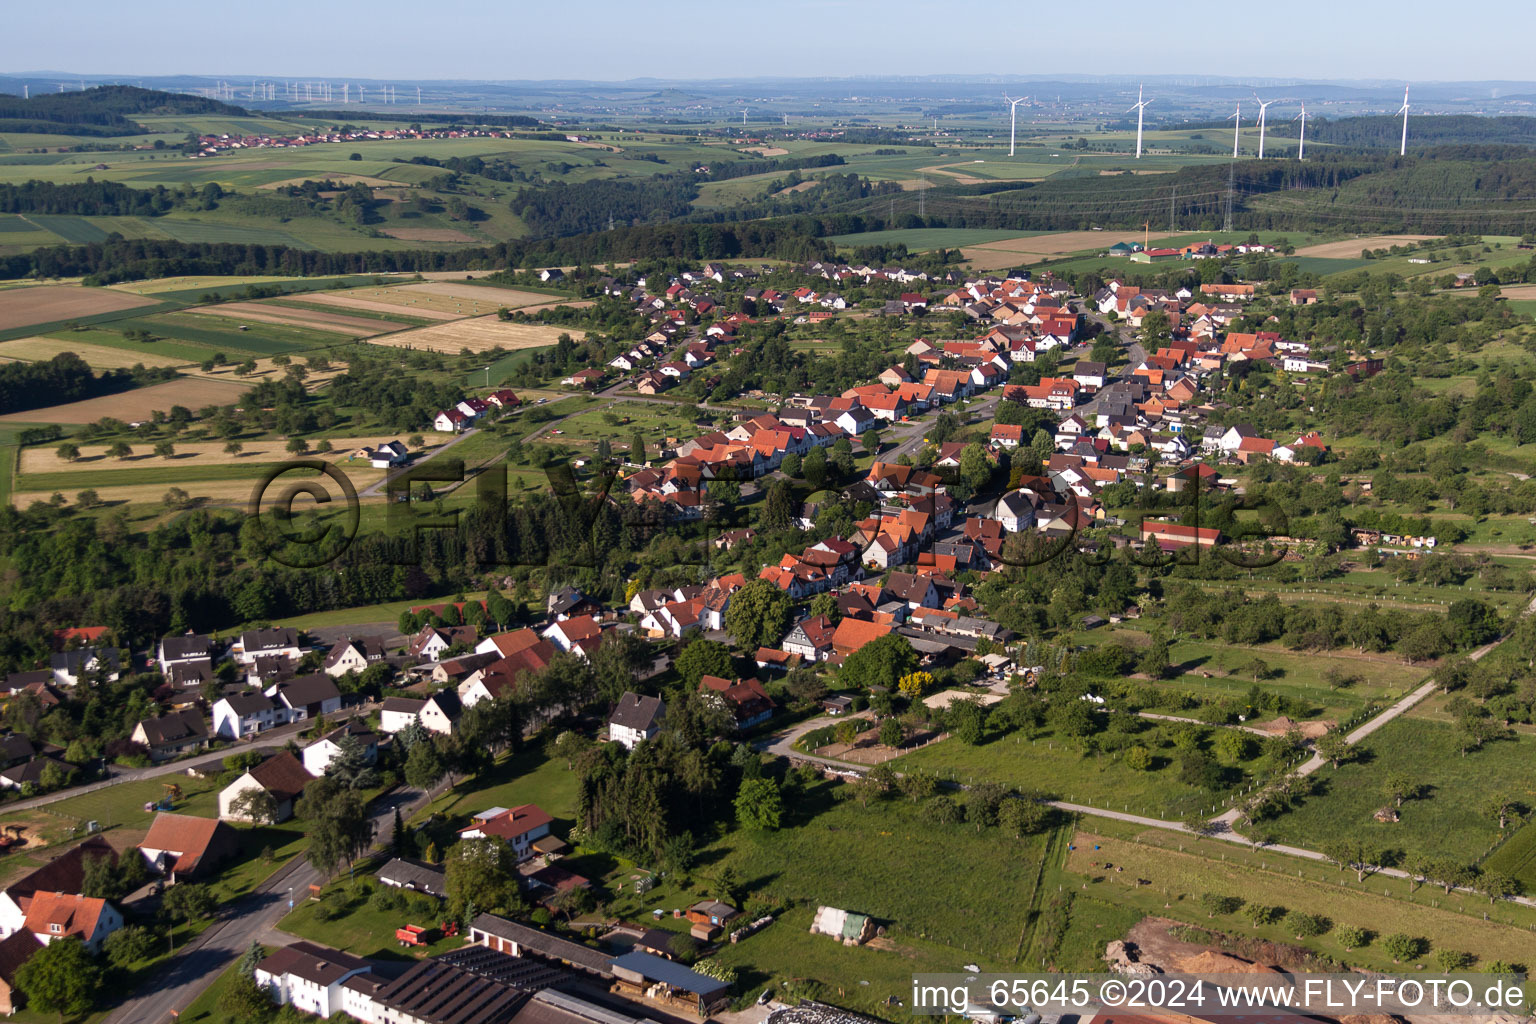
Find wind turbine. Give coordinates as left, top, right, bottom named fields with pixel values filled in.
left=1398, top=85, right=1410, bottom=156
left=1003, top=94, right=1028, bottom=157
left=1126, top=85, right=1151, bottom=159
left=1253, top=95, right=1275, bottom=159
left=1294, top=103, right=1307, bottom=160
left=1229, top=102, right=1241, bottom=158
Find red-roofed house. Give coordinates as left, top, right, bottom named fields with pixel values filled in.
left=459, top=804, right=553, bottom=861
left=139, top=813, right=240, bottom=883
left=699, top=675, right=775, bottom=729
left=22, top=891, right=122, bottom=952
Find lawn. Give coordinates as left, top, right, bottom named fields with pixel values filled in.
left=280, top=865, right=459, bottom=960
left=1261, top=717, right=1536, bottom=866
left=1062, top=826, right=1536, bottom=970
left=895, top=723, right=1248, bottom=820
left=275, top=590, right=488, bottom=631
left=411, top=747, right=581, bottom=829
left=2, top=772, right=223, bottom=833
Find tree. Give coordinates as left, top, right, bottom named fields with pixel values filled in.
left=324, top=734, right=380, bottom=790
left=55, top=442, right=79, bottom=462
left=1334, top=925, right=1367, bottom=951
left=1289, top=912, right=1330, bottom=939
left=1436, top=949, right=1476, bottom=972
left=1198, top=893, right=1244, bottom=918
left=958, top=443, right=992, bottom=491
left=106, top=441, right=132, bottom=460
left=897, top=670, right=932, bottom=699
left=103, top=924, right=159, bottom=968
left=1483, top=792, right=1525, bottom=831
left=1384, top=770, right=1419, bottom=808
left=878, top=718, right=903, bottom=747
left=779, top=451, right=801, bottom=478
left=161, top=882, right=217, bottom=941
left=676, top=638, right=734, bottom=687
left=841, top=634, right=918, bottom=690
left=1243, top=904, right=1283, bottom=928
left=75, top=488, right=100, bottom=508
left=735, top=776, right=782, bottom=830
left=949, top=698, right=986, bottom=745
left=228, top=787, right=279, bottom=825
left=217, top=973, right=274, bottom=1024
left=154, top=440, right=175, bottom=458
left=1313, top=728, right=1354, bottom=768
left=296, top=777, right=374, bottom=877
left=668, top=932, right=700, bottom=964
left=1477, top=871, right=1522, bottom=904
left=14, top=936, right=99, bottom=1022
left=761, top=479, right=795, bottom=533
left=861, top=428, right=881, bottom=454
left=724, top=579, right=793, bottom=649
left=997, top=797, right=1048, bottom=837
left=404, top=739, right=446, bottom=792
left=1137, top=636, right=1171, bottom=679
left=1124, top=745, right=1153, bottom=771
left=630, top=431, right=646, bottom=463
left=286, top=437, right=309, bottom=455
left=224, top=441, right=244, bottom=457
left=802, top=445, right=828, bottom=489
left=1381, top=933, right=1426, bottom=963
left=445, top=837, right=523, bottom=921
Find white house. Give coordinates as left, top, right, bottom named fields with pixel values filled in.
left=378, top=697, right=426, bottom=734
left=608, top=692, right=663, bottom=750
left=218, top=751, right=314, bottom=823
left=301, top=722, right=379, bottom=777
left=458, top=804, right=551, bottom=861
left=157, top=633, right=212, bottom=674
left=322, top=637, right=386, bottom=678
left=255, top=941, right=373, bottom=1019
left=212, top=693, right=284, bottom=740
left=50, top=647, right=121, bottom=687
left=22, top=892, right=122, bottom=952
left=236, top=627, right=301, bottom=666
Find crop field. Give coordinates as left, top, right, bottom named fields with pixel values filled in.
left=0, top=375, right=250, bottom=424
left=13, top=462, right=388, bottom=509
left=109, top=275, right=342, bottom=295
left=377, top=227, right=479, bottom=242
left=294, top=291, right=461, bottom=320
left=0, top=335, right=189, bottom=369
left=193, top=301, right=398, bottom=337
left=151, top=219, right=317, bottom=248
left=826, top=227, right=1042, bottom=249
left=126, top=311, right=347, bottom=355
left=0, top=285, right=158, bottom=332
left=365, top=316, right=583, bottom=354
left=1291, top=235, right=1439, bottom=259
left=1480, top=819, right=1536, bottom=890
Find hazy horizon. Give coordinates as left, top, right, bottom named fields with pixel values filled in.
left=11, top=0, right=1536, bottom=84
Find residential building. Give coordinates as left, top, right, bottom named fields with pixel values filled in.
left=21, top=891, right=121, bottom=952
left=236, top=627, right=301, bottom=666
left=139, top=813, right=239, bottom=883
left=211, top=692, right=283, bottom=740
left=218, top=751, right=314, bottom=823
left=698, top=675, right=775, bottom=729
left=322, top=636, right=388, bottom=678
left=608, top=692, right=664, bottom=750
left=376, top=857, right=446, bottom=899
left=458, top=804, right=552, bottom=861
left=255, top=941, right=373, bottom=1020
left=130, top=708, right=209, bottom=761
left=266, top=673, right=343, bottom=721
left=301, top=721, right=379, bottom=777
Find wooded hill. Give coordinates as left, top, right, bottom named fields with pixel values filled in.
left=0, top=85, right=247, bottom=135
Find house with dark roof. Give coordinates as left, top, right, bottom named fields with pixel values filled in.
left=49, top=647, right=120, bottom=687
left=255, top=940, right=373, bottom=1019
left=212, top=692, right=283, bottom=740
left=236, top=627, right=300, bottom=666
left=139, top=812, right=239, bottom=883
left=608, top=950, right=730, bottom=1015
left=377, top=857, right=447, bottom=898
left=0, top=929, right=42, bottom=1014
left=0, top=835, right=115, bottom=939
left=608, top=692, right=663, bottom=750
left=218, top=751, right=314, bottom=823
left=301, top=720, right=379, bottom=776
left=698, top=676, right=775, bottom=730
left=467, top=913, right=614, bottom=976
left=157, top=633, right=213, bottom=673
left=322, top=636, right=388, bottom=678
left=265, top=673, right=343, bottom=721
left=352, top=944, right=574, bottom=1024
left=130, top=708, right=210, bottom=761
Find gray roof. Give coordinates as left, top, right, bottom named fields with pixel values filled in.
left=377, top=856, right=446, bottom=897
left=608, top=692, right=663, bottom=733
left=606, top=952, right=728, bottom=998
left=470, top=914, right=612, bottom=975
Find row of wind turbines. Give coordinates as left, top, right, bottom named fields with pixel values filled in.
left=1119, top=84, right=1412, bottom=161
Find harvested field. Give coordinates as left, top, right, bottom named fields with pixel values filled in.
left=378, top=227, right=478, bottom=243
left=194, top=301, right=395, bottom=336
left=0, top=336, right=186, bottom=369
left=108, top=276, right=317, bottom=295
left=402, top=282, right=573, bottom=307
left=13, top=474, right=383, bottom=509
left=0, top=285, right=156, bottom=331
left=918, top=163, right=988, bottom=185
left=190, top=356, right=350, bottom=389
left=20, top=432, right=453, bottom=473
left=297, top=292, right=461, bottom=321
left=1292, top=235, right=1437, bottom=259
left=366, top=316, right=582, bottom=354
left=0, top=376, right=249, bottom=424
left=773, top=180, right=820, bottom=196
left=742, top=146, right=789, bottom=157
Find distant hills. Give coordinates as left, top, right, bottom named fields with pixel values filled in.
left=0, top=85, right=248, bottom=136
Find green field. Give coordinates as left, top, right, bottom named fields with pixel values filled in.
left=1481, top=819, right=1536, bottom=891
left=826, top=227, right=1042, bottom=249
left=1262, top=718, right=1535, bottom=865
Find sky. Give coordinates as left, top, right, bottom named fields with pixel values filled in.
left=10, top=0, right=1536, bottom=83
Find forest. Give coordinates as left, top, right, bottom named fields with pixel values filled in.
left=0, top=352, right=175, bottom=415
left=0, top=85, right=246, bottom=135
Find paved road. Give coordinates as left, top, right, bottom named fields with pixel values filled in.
left=104, top=782, right=444, bottom=1024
